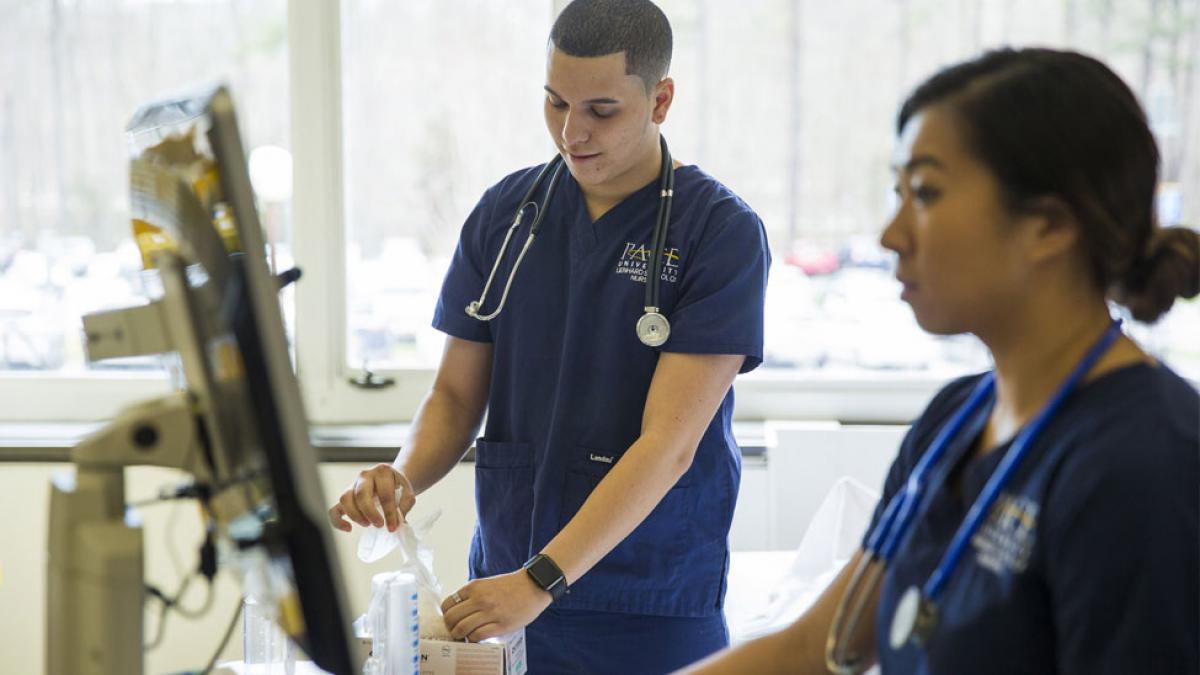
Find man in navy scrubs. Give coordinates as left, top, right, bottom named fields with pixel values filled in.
left=329, top=1, right=770, bottom=671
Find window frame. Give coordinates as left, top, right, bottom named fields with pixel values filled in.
left=41, top=0, right=1200, bottom=425
left=287, top=0, right=956, bottom=425
left=0, top=0, right=957, bottom=425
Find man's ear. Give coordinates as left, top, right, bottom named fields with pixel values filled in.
left=651, top=77, right=675, bottom=124
left=1020, top=195, right=1081, bottom=264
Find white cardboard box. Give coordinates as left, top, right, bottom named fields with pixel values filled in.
left=418, top=631, right=527, bottom=675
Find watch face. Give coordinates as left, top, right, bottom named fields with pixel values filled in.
left=528, top=557, right=556, bottom=586
left=526, top=555, right=566, bottom=598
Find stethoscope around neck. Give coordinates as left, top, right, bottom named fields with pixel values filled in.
left=823, top=320, right=1124, bottom=674
left=464, top=136, right=676, bottom=348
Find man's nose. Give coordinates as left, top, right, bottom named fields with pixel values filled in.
left=561, top=109, right=590, bottom=147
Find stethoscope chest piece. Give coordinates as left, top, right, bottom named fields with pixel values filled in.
left=636, top=310, right=671, bottom=347
left=890, top=585, right=937, bottom=651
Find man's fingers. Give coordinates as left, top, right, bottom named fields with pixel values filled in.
left=441, top=590, right=471, bottom=625
left=338, top=491, right=369, bottom=527
left=467, top=622, right=504, bottom=643
left=376, top=474, right=401, bottom=532
left=353, top=477, right=383, bottom=528
left=398, top=489, right=416, bottom=519
left=448, top=609, right=492, bottom=642
left=328, top=504, right=353, bottom=532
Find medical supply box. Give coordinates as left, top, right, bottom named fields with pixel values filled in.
left=418, top=631, right=526, bottom=675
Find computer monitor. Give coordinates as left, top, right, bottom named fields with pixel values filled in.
left=126, top=85, right=356, bottom=673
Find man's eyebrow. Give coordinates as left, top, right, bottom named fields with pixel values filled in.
left=544, top=86, right=620, bottom=105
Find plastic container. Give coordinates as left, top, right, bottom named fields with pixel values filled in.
left=242, top=595, right=297, bottom=674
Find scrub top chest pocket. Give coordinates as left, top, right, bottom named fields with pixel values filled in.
left=559, top=445, right=694, bottom=594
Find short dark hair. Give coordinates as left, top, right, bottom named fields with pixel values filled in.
left=549, top=0, right=673, bottom=93
left=899, top=48, right=1199, bottom=323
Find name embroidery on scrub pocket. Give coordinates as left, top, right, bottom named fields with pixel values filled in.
left=614, top=242, right=682, bottom=284
left=971, top=493, right=1039, bottom=575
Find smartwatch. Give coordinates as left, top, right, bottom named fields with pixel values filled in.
left=523, top=553, right=569, bottom=601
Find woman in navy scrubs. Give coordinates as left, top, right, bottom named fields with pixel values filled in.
left=685, top=48, right=1198, bottom=674
left=329, top=1, right=770, bottom=673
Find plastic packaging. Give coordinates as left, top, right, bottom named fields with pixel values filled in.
left=242, top=594, right=297, bottom=674
left=736, top=476, right=879, bottom=640
left=362, top=572, right=419, bottom=675
left=357, top=505, right=453, bottom=640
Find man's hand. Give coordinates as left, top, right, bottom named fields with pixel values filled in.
left=328, top=464, right=416, bottom=532
left=440, top=570, right=553, bottom=642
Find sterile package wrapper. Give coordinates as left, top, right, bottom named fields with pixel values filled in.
left=417, top=630, right=527, bottom=675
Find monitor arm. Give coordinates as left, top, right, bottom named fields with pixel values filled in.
left=46, top=391, right=210, bottom=675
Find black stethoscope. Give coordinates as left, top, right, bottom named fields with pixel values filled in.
left=824, top=320, right=1124, bottom=674
left=465, top=136, right=676, bottom=348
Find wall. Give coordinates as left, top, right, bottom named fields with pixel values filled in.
left=0, top=425, right=902, bottom=674
left=0, top=464, right=477, bottom=675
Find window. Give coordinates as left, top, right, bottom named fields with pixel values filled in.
left=331, top=0, right=1198, bottom=400
left=340, top=0, right=556, bottom=370
left=6, top=0, right=1196, bottom=423
left=0, top=0, right=289, bottom=419
left=655, top=0, right=1199, bottom=378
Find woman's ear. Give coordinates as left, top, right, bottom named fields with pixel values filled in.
left=1020, top=195, right=1081, bottom=265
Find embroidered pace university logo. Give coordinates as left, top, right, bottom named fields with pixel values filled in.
left=614, top=242, right=682, bottom=284
left=972, top=492, right=1039, bottom=575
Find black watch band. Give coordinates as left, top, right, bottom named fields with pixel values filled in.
left=523, top=553, right=569, bottom=602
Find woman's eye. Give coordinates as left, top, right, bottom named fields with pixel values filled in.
left=548, top=99, right=567, bottom=109
left=592, top=108, right=615, bottom=119
left=911, top=185, right=941, bottom=205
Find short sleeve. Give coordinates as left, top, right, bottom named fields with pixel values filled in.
left=432, top=189, right=498, bottom=343
left=1042, top=422, right=1199, bottom=674
left=662, top=210, right=770, bottom=373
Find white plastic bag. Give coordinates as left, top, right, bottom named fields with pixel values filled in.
left=357, top=503, right=454, bottom=640
left=736, top=476, right=879, bottom=640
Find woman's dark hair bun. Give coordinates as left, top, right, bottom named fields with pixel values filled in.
left=1110, top=225, right=1200, bottom=323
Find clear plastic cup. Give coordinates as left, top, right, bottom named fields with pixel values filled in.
left=242, top=595, right=296, bottom=674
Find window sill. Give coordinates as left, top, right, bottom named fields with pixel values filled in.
left=0, top=421, right=771, bottom=463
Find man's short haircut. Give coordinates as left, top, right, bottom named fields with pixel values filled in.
left=550, top=0, right=673, bottom=93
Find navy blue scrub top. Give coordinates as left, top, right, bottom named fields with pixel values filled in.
left=867, top=363, right=1199, bottom=675
left=432, top=162, right=770, bottom=617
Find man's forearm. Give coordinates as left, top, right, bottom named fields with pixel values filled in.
left=394, top=388, right=485, bottom=495
left=540, top=429, right=692, bottom=586
left=539, top=353, right=742, bottom=587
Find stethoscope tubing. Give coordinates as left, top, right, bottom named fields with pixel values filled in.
left=646, top=135, right=674, bottom=313
left=870, top=375, right=997, bottom=562
left=924, top=321, right=1121, bottom=599
left=467, top=156, right=565, bottom=321
left=827, top=320, right=1124, bottom=671
left=467, top=137, right=675, bottom=336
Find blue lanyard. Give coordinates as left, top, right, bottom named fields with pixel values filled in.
left=866, top=320, right=1123, bottom=602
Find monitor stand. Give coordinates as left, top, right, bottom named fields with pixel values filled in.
left=46, top=391, right=209, bottom=675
